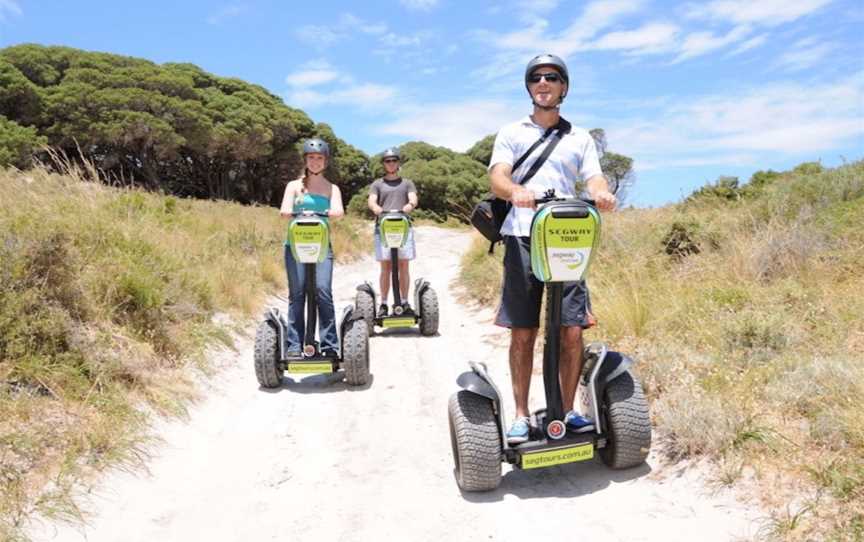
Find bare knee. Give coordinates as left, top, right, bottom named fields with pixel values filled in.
left=511, top=327, right=538, bottom=352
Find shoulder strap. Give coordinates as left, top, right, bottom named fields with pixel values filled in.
left=516, top=117, right=571, bottom=186
left=512, top=124, right=557, bottom=177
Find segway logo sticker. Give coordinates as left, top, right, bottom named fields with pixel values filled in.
left=521, top=443, right=594, bottom=470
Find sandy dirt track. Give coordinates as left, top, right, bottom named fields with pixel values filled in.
left=30, top=226, right=761, bottom=542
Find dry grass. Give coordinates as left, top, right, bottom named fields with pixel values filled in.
left=457, top=161, right=864, bottom=539
left=0, top=163, right=364, bottom=539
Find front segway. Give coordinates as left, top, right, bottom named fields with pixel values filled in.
left=254, top=210, right=370, bottom=389
left=355, top=210, right=439, bottom=336
left=448, top=191, right=651, bottom=491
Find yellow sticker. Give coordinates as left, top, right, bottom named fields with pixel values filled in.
left=381, top=317, right=416, bottom=328
left=521, top=443, right=594, bottom=470
left=286, top=362, right=333, bottom=374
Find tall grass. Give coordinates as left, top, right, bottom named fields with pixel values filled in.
left=0, top=164, right=364, bottom=539
left=458, top=161, right=864, bottom=539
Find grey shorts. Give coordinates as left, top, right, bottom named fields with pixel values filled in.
left=374, top=228, right=416, bottom=261
left=495, top=236, right=593, bottom=328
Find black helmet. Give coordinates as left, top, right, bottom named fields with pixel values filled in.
left=525, top=54, right=569, bottom=105
left=303, top=138, right=330, bottom=157
left=381, top=147, right=401, bottom=161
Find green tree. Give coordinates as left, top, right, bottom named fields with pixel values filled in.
left=0, top=115, right=46, bottom=168
left=0, top=44, right=370, bottom=207
left=466, top=134, right=495, bottom=166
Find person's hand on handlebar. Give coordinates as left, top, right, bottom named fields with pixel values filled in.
left=591, top=189, right=617, bottom=211
left=511, top=185, right=535, bottom=208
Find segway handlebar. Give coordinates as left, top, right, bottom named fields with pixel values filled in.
left=534, top=189, right=596, bottom=207
left=377, top=210, right=413, bottom=223
left=290, top=210, right=330, bottom=218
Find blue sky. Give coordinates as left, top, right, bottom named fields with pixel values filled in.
left=1, top=0, right=862, bottom=206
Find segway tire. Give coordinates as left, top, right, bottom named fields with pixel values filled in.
left=254, top=320, right=282, bottom=388
left=342, top=321, right=370, bottom=386
left=448, top=391, right=502, bottom=491
left=355, top=289, right=376, bottom=335
left=599, top=370, right=651, bottom=469
left=419, top=287, right=439, bottom=336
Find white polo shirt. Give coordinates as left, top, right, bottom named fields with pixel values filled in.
left=489, top=116, right=603, bottom=237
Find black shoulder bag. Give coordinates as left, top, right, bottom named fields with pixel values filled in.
left=470, top=117, right=571, bottom=253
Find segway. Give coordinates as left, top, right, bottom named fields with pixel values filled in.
left=448, top=190, right=651, bottom=491
left=354, top=210, right=439, bottom=336
left=254, top=210, right=370, bottom=388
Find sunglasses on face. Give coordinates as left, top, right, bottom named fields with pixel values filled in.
left=383, top=158, right=400, bottom=164
left=527, top=72, right=562, bottom=84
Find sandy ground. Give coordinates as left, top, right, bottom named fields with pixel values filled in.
left=29, top=226, right=763, bottom=542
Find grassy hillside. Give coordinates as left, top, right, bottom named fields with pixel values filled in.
left=0, top=165, right=365, bottom=540
left=459, top=161, right=864, bottom=540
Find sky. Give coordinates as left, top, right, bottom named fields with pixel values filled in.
left=1, top=0, right=862, bottom=206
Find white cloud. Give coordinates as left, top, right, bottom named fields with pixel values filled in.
left=338, top=13, right=387, bottom=35
left=374, top=100, right=522, bottom=151
left=607, top=74, right=864, bottom=168
left=0, top=0, right=22, bottom=22
left=206, top=5, right=246, bottom=25
left=295, top=13, right=388, bottom=48
left=285, top=68, right=340, bottom=87
left=515, top=0, right=560, bottom=13
left=775, top=38, right=835, bottom=72
left=399, top=0, right=439, bottom=11
left=287, top=83, right=397, bottom=109
left=591, top=22, right=680, bottom=55
left=686, top=0, right=834, bottom=26
left=727, top=34, right=769, bottom=56
left=673, top=24, right=752, bottom=62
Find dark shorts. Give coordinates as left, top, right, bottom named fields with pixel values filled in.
left=495, top=236, right=593, bottom=329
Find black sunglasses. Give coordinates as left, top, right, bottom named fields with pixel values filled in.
left=383, top=158, right=400, bottom=163
left=527, top=72, right=562, bottom=83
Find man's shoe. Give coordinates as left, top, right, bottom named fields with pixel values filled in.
left=506, top=417, right=531, bottom=445
left=401, top=302, right=414, bottom=315
left=564, top=411, right=595, bottom=433
left=321, top=349, right=339, bottom=359
left=377, top=304, right=389, bottom=318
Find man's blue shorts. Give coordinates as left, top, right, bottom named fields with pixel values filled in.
left=495, top=236, right=593, bottom=329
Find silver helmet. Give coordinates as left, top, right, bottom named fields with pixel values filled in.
left=524, top=54, right=569, bottom=106
left=381, top=147, right=401, bottom=161
left=303, top=138, right=330, bottom=157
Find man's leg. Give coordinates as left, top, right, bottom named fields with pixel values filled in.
left=560, top=281, right=594, bottom=431
left=379, top=261, right=391, bottom=301
left=559, top=326, right=584, bottom=413
left=398, top=259, right=410, bottom=300
left=510, top=327, right=539, bottom=418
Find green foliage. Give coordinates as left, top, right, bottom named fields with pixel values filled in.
left=686, top=175, right=742, bottom=203
left=0, top=44, right=370, bottom=206
left=0, top=115, right=46, bottom=168
left=662, top=220, right=705, bottom=258
left=465, top=134, right=495, bottom=165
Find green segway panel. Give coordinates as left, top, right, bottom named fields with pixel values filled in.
left=529, top=201, right=601, bottom=282
left=379, top=213, right=410, bottom=249
left=288, top=215, right=330, bottom=263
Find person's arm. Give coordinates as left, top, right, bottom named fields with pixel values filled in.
left=279, top=181, right=297, bottom=218
left=402, top=191, right=418, bottom=213
left=490, top=163, right=535, bottom=208
left=367, top=182, right=384, bottom=216
left=328, top=185, right=345, bottom=219
left=585, top=175, right=616, bottom=211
